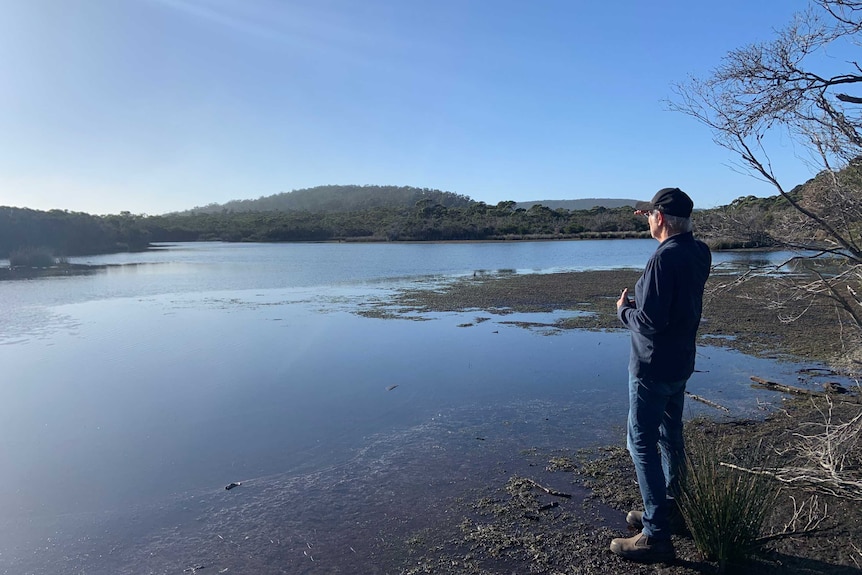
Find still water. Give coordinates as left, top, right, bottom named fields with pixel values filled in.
left=0, top=240, right=842, bottom=574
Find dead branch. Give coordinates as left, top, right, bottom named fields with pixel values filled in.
left=757, top=494, right=828, bottom=543
left=521, top=478, right=571, bottom=499
left=722, top=396, right=862, bottom=500
left=837, top=93, right=862, bottom=104
left=685, top=391, right=730, bottom=413
left=721, top=461, right=862, bottom=500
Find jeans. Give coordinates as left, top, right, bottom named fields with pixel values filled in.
left=626, top=372, right=687, bottom=540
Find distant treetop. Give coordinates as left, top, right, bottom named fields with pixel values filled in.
left=178, top=185, right=642, bottom=215
left=515, top=198, right=638, bottom=211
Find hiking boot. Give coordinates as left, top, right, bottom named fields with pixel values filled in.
left=626, top=509, right=644, bottom=528
left=609, top=532, right=675, bottom=563
left=626, top=508, right=688, bottom=534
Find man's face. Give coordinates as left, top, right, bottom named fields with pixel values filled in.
left=636, top=209, right=663, bottom=241
left=648, top=210, right=661, bottom=240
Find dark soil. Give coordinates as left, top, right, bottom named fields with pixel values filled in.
left=366, top=269, right=862, bottom=574
left=397, top=399, right=862, bottom=575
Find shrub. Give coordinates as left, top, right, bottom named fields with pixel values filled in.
left=8, top=246, right=57, bottom=268
left=678, top=435, right=778, bottom=571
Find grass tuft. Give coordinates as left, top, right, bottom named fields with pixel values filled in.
left=678, top=435, right=778, bottom=571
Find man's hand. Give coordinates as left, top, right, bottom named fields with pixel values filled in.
left=617, top=288, right=634, bottom=310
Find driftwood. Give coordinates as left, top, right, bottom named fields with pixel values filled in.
left=750, top=376, right=826, bottom=398
left=522, top=478, right=571, bottom=499
left=685, top=391, right=730, bottom=413
left=750, top=376, right=862, bottom=404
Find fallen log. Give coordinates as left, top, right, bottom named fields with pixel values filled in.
left=750, top=376, right=825, bottom=398
left=750, top=376, right=862, bottom=404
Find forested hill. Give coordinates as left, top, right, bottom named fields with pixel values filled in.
left=1, top=178, right=826, bottom=262
left=185, top=186, right=638, bottom=214
left=183, top=185, right=474, bottom=214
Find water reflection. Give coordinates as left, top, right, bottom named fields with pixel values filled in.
left=0, top=242, right=855, bottom=574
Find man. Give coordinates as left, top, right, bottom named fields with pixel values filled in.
left=611, top=187, right=711, bottom=562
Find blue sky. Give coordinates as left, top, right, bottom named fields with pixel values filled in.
left=0, top=0, right=818, bottom=215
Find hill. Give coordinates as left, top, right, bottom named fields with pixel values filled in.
left=183, top=185, right=474, bottom=214
left=182, top=186, right=639, bottom=216
left=515, top=198, right=638, bottom=211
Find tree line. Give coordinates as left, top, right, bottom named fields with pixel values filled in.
left=0, top=198, right=656, bottom=260
left=0, top=207, right=152, bottom=260
left=5, top=173, right=853, bottom=263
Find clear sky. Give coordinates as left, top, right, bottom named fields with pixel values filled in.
left=0, top=0, right=818, bottom=215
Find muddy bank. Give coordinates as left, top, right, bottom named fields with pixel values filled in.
left=397, top=398, right=862, bottom=575
left=373, top=269, right=862, bottom=574
left=363, top=269, right=856, bottom=366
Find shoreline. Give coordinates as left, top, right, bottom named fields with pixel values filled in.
left=2, top=260, right=858, bottom=573
left=365, top=268, right=853, bottom=367
left=379, top=268, right=861, bottom=574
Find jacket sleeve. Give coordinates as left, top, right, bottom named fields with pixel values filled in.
left=617, top=256, right=672, bottom=335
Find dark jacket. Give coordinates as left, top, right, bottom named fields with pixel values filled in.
left=617, top=232, right=711, bottom=384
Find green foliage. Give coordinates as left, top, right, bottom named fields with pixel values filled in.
left=0, top=190, right=653, bottom=258
left=146, top=202, right=648, bottom=243
left=679, top=434, right=778, bottom=571
left=515, top=198, right=638, bottom=210
left=0, top=207, right=151, bottom=259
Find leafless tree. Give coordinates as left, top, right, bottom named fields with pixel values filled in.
left=672, top=0, right=862, bottom=368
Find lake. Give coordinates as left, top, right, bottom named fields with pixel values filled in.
left=0, top=240, right=843, bottom=574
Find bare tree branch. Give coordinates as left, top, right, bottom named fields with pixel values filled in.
left=837, top=92, right=862, bottom=103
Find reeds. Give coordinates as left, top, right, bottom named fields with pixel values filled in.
left=678, top=435, right=778, bottom=571
left=8, top=246, right=57, bottom=268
